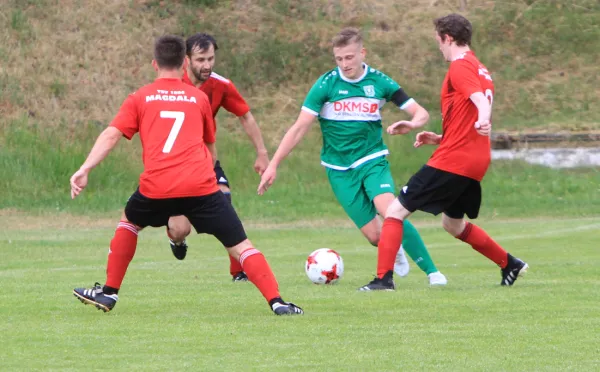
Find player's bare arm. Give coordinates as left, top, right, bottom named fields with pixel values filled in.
left=70, top=126, right=123, bottom=199
left=238, top=111, right=269, bottom=174
left=469, top=92, right=492, bottom=136
left=387, top=101, right=430, bottom=135
left=257, top=110, right=316, bottom=195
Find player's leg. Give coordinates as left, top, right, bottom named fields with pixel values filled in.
left=185, top=191, right=303, bottom=315
left=167, top=215, right=192, bottom=260
left=356, top=160, right=412, bottom=278
left=373, top=193, right=446, bottom=284
left=364, top=159, right=444, bottom=283
left=443, top=181, right=528, bottom=286
left=326, top=167, right=404, bottom=275
left=359, top=164, right=454, bottom=291
left=358, top=197, right=413, bottom=291
left=73, top=189, right=164, bottom=312
left=215, top=160, right=247, bottom=281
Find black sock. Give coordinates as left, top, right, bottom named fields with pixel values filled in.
left=103, top=285, right=119, bottom=295
left=268, top=297, right=285, bottom=309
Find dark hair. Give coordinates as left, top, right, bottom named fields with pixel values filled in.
left=186, top=33, right=219, bottom=56
left=154, top=35, right=186, bottom=69
left=433, top=14, right=472, bottom=46
left=332, top=27, right=363, bottom=48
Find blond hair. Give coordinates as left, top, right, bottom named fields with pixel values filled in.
left=332, top=27, right=363, bottom=48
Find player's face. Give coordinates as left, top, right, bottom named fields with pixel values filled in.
left=189, top=44, right=216, bottom=82
left=435, top=32, right=452, bottom=62
left=333, top=42, right=366, bottom=79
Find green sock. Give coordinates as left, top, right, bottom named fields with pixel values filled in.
left=401, top=220, right=439, bottom=275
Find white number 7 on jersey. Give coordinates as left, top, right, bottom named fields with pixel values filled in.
left=160, top=111, right=185, bottom=153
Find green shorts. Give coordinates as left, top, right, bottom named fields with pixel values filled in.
left=326, top=157, right=396, bottom=228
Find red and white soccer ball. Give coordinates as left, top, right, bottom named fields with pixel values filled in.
left=305, top=248, right=344, bottom=285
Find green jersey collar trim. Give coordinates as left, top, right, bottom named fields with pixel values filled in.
left=320, top=149, right=389, bottom=171
left=337, top=63, right=369, bottom=83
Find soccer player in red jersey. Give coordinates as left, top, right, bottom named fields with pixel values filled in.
left=359, top=14, right=529, bottom=291
left=167, top=33, right=269, bottom=282
left=70, top=35, right=302, bottom=315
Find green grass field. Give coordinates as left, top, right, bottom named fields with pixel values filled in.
left=2, top=1, right=600, bottom=370
left=2, top=217, right=599, bottom=370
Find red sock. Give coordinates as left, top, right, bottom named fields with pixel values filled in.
left=239, top=248, right=280, bottom=303
left=229, top=254, right=244, bottom=276
left=457, top=222, right=508, bottom=268
left=377, top=218, right=404, bottom=278
left=105, top=221, right=138, bottom=289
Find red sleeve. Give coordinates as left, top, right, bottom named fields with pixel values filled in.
left=200, top=95, right=216, bottom=144
left=222, top=82, right=250, bottom=117
left=449, top=59, right=482, bottom=98
left=109, top=94, right=139, bottom=140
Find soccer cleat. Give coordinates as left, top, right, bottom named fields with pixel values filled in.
left=232, top=272, right=249, bottom=282
left=393, top=245, right=410, bottom=277
left=358, top=271, right=395, bottom=291
left=272, top=302, right=304, bottom=316
left=428, top=271, right=448, bottom=286
left=73, top=282, right=118, bottom=312
left=170, top=239, right=188, bottom=260
left=501, top=255, right=529, bottom=286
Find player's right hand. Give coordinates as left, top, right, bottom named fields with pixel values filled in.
left=257, top=166, right=277, bottom=195
left=70, top=169, right=89, bottom=199
left=474, top=119, right=492, bottom=136
left=414, top=131, right=442, bottom=148
left=254, top=152, right=270, bottom=175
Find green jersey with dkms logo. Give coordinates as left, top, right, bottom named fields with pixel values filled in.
left=302, top=63, right=414, bottom=170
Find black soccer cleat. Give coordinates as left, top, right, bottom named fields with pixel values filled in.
left=232, top=272, right=249, bottom=282
left=73, top=282, right=118, bottom=312
left=272, top=302, right=304, bottom=316
left=170, top=239, right=188, bottom=260
left=358, top=270, right=396, bottom=291
left=501, top=255, right=529, bottom=286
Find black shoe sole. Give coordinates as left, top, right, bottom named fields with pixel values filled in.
left=73, top=291, right=112, bottom=313
left=358, top=287, right=395, bottom=291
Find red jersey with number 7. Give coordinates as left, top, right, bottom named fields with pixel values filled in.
left=427, top=51, right=494, bottom=181
left=110, top=77, right=219, bottom=198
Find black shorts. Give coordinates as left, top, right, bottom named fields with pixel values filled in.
left=214, top=160, right=230, bottom=188
left=398, top=165, right=482, bottom=219
left=124, top=189, right=247, bottom=247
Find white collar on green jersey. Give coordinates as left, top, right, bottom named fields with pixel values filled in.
left=338, top=63, right=369, bottom=83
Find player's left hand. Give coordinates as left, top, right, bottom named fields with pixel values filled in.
left=474, top=120, right=492, bottom=136
left=257, top=166, right=276, bottom=195
left=387, top=121, right=416, bottom=135
left=70, top=168, right=89, bottom=199
left=254, top=152, right=270, bottom=175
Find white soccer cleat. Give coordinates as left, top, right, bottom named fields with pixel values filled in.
left=428, top=271, right=447, bottom=286
left=393, top=245, right=410, bottom=277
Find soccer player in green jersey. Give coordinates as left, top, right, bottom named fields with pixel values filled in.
left=258, top=28, right=446, bottom=286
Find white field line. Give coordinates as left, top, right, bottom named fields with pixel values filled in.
left=1, top=223, right=598, bottom=276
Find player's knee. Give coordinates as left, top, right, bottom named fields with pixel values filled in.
left=227, top=239, right=254, bottom=260
left=168, top=217, right=192, bottom=241
left=384, top=198, right=407, bottom=220
left=363, top=229, right=380, bottom=246
left=119, top=212, right=143, bottom=231
left=442, top=216, right=464, bottom=237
